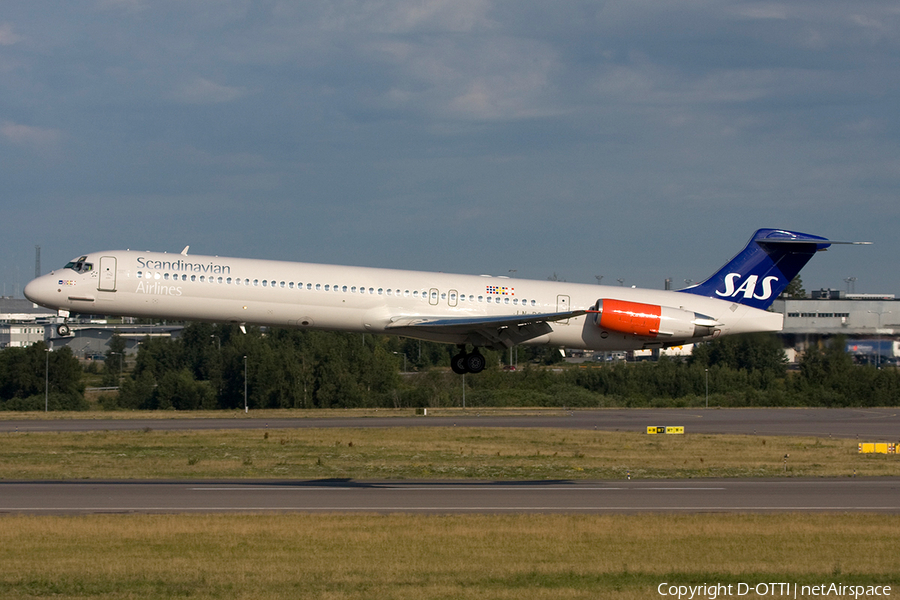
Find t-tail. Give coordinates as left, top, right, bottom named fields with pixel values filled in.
left=678, top=228, right=866, bottom=310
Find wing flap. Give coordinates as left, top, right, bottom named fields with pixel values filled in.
left=385, top=309, right=587, bottom=349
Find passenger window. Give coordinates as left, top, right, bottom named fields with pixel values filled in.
left=342, top=286, right=348, bottom=293
left=136, top=271, right=143, bottom=279
left=218, top=277, right=223, bottom=284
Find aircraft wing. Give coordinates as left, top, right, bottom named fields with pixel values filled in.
left=385, top=309, right=587, bottom=349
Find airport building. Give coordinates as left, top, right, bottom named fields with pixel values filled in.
left=0, top=297, right=181, bottom=357
left=771, top=291, right=899, bottom=363
left=0, top=298, right=57, bottom=348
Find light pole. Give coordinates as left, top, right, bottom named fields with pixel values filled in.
left=392, top=351, right=407, bottom=373
left=44, top=347, right=50, bottom=412
left=462, top=373, right=466, bottom=409
left=243, top=355, right=248, bottom=413
left=109, top=351, right=124, bottom=380
left=705, top=368, right=709, bottom=409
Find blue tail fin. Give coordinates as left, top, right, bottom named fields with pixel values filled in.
left=678, top=229, right=832, bottom=310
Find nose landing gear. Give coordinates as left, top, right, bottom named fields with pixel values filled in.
left=451, top=347, right=486, bottom=374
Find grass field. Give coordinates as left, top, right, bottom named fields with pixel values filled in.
left=2, top=414, right=898, bottom=599
left=0, top=513, right=897, bottom=599
left=0, top=426, right=896, bottom=480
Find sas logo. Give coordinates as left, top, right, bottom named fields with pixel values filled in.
left=715, top=274, right=778, bottom=300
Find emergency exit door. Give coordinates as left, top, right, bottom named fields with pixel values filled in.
left=556, top=295, right=571, bottom=324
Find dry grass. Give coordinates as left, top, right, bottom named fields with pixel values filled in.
left=0, top=513, right=897, bottom=599
left=1, top=427, right=895, bottom=480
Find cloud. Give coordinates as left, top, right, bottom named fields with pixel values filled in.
left=169, top=77, right=247, bottom=105
left=1, top=122, right=62, bottom=150
left=0, top=23, right=23, bottom=45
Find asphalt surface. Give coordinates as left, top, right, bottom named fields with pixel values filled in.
left=2, top=407, right=899, bottom=438
left=2, top=478, right=899, bottom=514
left=3, top=408, right=898, bottom=515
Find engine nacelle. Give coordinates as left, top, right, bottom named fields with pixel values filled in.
left=590, top=299, right=719, bottom=340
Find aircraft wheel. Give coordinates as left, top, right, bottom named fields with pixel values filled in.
left=451, top=352, right=468, bottom=375
left=465, top=351, right=486, bottom=374
left=56, top=324, right=70, bottom=337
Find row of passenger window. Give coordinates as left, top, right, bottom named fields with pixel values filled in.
left=135, top=271, right=539, bottom=307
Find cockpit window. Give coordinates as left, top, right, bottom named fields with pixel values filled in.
left=64, top=256, right=93, bottom=274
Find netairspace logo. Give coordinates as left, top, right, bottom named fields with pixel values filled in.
left=657, top=582, right=891, bottom=599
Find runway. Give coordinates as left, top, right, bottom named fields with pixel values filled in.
left=2, top=407, right=899, bottom=438
left=3, top=409, right=898, bottom=515
left=2, top=478, right=899, bottom=514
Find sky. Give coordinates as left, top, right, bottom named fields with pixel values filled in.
left=2, top=0, right=898, bottom=298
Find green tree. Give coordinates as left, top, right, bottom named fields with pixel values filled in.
left=780, top=275, right=806, bottom=299
left=0, top=343, right=86, bottom=410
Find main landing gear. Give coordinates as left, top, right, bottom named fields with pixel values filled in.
left=451, top=346, right=486, bottom=375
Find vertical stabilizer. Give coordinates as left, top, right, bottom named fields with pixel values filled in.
left=678, top=229, right=833, bottom=310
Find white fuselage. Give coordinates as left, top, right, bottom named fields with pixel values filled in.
left=24, top=250, right=783, bottom=351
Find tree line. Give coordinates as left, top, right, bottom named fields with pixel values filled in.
left=1, top=324, right=898, bottom=410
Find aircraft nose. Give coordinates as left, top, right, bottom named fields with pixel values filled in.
left=24, top=275, right=56, bottom=307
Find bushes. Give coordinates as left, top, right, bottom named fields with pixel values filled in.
left=4, top=328, right=898, bottom=410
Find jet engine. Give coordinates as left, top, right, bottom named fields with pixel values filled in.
left=590, top=299, right=719, bottom=340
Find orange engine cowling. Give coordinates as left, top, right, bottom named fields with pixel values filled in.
left=590, top=299, right=718, bottom=340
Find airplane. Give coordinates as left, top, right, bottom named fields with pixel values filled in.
left=24, top=228, right=866, bottom=374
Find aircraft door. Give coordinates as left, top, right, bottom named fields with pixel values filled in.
left=448, top=289, right=459, bottom=307
left=99, top=256, right=117, bottom=292
left=556, top=294, right=571, bottom=324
